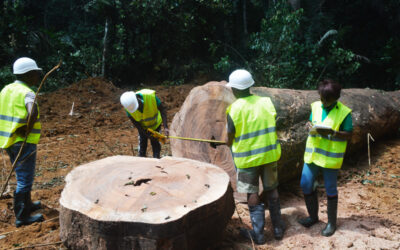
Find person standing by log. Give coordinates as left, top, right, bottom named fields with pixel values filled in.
left=0, top=57, right=44, bottom=227
left=225, top=69, right=285, bottom=244
left=120, top=89, right=169, bottom=158
left=298, top=79, right=353, bottom=237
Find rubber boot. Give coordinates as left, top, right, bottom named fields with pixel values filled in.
left=14, top=192, right=44, bottom=227
left=239, top=203, right=266, bottom=245
left=268, top=197, right=286, bottom=240
left=27, top=192, right=41, bottom=212
left=298, top=191, right=319, bottom=227
left=321, top=196, right=338, bottom=237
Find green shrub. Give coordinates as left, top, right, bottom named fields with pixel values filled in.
left=0, top=65, right=14, bottom=90
left=249, top=0, right=360, bottom=89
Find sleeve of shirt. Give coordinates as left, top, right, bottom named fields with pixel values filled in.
left=24, top=91, right=36, bottom=106
left=309, top=112, right=312, bottom=122
left=226, top=114, right=235, bottom=134
left=155, top=96, right=161, bottom=107
left=125, top=110, right=131, bottom=117
left=339, top=113, right=353, bottom=132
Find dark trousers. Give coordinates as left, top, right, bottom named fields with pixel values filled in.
left=138, top=126, right=161, bottom=158
left=6, top=142, right=37, bottom=194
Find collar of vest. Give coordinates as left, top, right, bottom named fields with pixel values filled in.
left=321, top=101, right=338, bottom=112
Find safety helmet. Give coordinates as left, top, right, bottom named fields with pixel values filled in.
left=120, top=91, right=138, bottom=113
left=226, top=69, right=254, bottom=90
left=13, top=57, right=42, bottom=74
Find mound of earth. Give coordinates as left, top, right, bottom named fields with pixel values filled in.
left=0, top=77, right=399, bottom=249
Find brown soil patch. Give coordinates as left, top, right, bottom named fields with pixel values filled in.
left=0, top=77, right=399, bottom=249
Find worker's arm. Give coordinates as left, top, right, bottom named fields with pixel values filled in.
left=316, top=113, right=353, bottom=141
left=226, top=132, right=235, bottom=148
left=333, top=130, right=352, bottom=140
left=316, top=128, right=352, bottom=140
left=158, top=102, right=169, bottom=136
left=226, top=114, right=235, bottom=147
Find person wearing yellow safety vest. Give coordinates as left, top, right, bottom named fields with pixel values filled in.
left=225, top=69, right=285, bottom=245
left=120, top=89, right=169, bottom=158
left=298, top=79, right=353, bottom=237
left=0, top=57, right=44, bottom=227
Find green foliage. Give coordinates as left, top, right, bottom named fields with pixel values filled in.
left=0, top=0, right=398, bottom=90
left=214, top=56, right=232, bottom=74
left=0, top=65, right=14, bottom=90
left=249, top=1, right=360, bottom=89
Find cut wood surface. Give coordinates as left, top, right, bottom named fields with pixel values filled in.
left=170, top=81, right=400, bottom=192
left=59, top=155, right=234, bottom=249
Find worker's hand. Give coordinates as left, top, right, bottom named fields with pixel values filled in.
left=306, top=122, right=313, bottom=130
left=164, top=128, right=169, bottom=137
left=15, top=126, right=27, bottom=137
left=316, top=128, right=334, bottom=136
left=210, top=141, right=226, bottom=149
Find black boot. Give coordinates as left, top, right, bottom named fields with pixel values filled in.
left=298, top=191, right=319, bottom=227
left=14, top=192, right=44, bottom=227
left=321, top=196, right=338, bottom=237
left=27, top=192, right=41, bottom=212
left=268, top=197, right=286, bottom=240
left=239, top=203, right=266, bottom=245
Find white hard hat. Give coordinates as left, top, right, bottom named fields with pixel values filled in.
left=226, top=69, right=254, bottom=90
left=13, top=57, right=42, bottom=74
left=120, top=91, right=138, bottom=113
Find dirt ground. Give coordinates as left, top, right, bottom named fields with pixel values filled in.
left=0, top=78, right=399, bottom=249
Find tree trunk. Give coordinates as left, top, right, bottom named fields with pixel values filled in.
left=170, top=82, right=400, bottom=194
left=101, top=18, right=109, bottom=77
left=243, top=0, right=248, bottom=35
left=60, top=156, right=234, bottom=250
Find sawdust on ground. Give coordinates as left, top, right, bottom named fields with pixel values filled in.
left=0, top=78, right=399, bottom=250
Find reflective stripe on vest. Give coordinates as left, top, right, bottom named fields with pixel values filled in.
left=127, top=89, right=162, bottom=130
left=304, top=101, right=351, bottom=169
left=0, top=82, right=41, bottom=148
left=227, top=95, right=281, bottom=169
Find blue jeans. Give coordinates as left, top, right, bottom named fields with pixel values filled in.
left=300, top=162, right=338, bottom=196
left=6, top=143, right=37, bottom=194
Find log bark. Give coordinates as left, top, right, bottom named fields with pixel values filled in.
left=59, top=156, right=234, bottom=250
left=170, top=81, right=400, bottom=192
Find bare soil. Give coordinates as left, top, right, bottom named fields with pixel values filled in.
left=0, top=78, right=399, bottom=249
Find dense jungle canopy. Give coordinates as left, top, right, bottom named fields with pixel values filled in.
left=0, top=0, right=399, bottom=90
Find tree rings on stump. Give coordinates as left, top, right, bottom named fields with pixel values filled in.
left=59, top=156, right=234, bottom=250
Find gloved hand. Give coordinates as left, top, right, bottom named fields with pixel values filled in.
left=146, top=128, right=167, bottom=144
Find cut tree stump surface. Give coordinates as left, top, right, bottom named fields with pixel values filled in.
left=59, top=155, right=234, bottom=249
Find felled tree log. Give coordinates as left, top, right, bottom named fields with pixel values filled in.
left=170, top=81, right=400, bottom=191
left=59, top=156, right=234, bottom=250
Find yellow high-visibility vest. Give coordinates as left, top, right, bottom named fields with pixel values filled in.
left=227, top=95, right=281, bottom=169
left=304, top=101, right=351, bottom=169
left=0, top=81, right=41, bottom=148
left=127, top=89, right=162, bottom=130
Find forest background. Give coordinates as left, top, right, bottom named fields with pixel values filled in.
left=0, top=0, right=399, bottom=91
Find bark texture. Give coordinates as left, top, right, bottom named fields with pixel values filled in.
left=170, top=81, right=400, bottom=191
left=59, top=156, right=234, bottom=250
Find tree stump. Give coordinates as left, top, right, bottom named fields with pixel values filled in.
left=170, top=81, right=400, bottom=193
left=59, top=156, right=234, bottom=250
